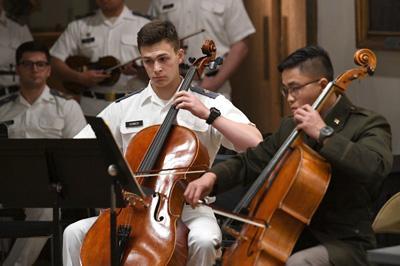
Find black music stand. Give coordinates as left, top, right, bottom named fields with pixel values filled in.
left=0, top=121, right=143, bottom=265
left=88, top=117, right=147, bottom=266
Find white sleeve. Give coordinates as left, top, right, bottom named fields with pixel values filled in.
left=62, top=99, right=87, bottom=138
left=147, top=0, right=161, bottom=17
left=21, top=25, right=33, bottom=42
left=224, top=0, right=256, bottom=44
left=74, top=124, right=96, bottom=139
left=213, top=95, right=253, bottom=150
left=73, top=102, right=121, bottom=139
left=50, top=21, right=80, bottom=61
left=216, top=95, right=251, bottom=124
left=75, top=102, right=124, bottom=150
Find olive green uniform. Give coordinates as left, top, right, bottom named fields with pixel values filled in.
left=210, top=95, right=393, bottom=265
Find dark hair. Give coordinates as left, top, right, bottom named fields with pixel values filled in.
left=277, top=45, right=334, bottom=81
left=16, top=41, right=51, bottom=64
left=137, top=20, right=180, bottom=52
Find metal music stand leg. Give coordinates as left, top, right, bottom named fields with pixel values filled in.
left=110, top=181, right=119, bottom=266
left=52, top=205, right=62, bottom=266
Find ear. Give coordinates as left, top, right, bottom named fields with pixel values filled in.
left=46, top=68, right=51, bottom=79
left=177, top=48, right=184, bottom=64
left=319, top=78, right=329, bottom=91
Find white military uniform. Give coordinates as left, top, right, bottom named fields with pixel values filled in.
left=148, top=0, right=255, bottom=99
left=50, top=6, right=150, bottom=116
left=0, top=12, right=32, bottom=97
left=0, top=86, right=86, bottom=266
left=63, top=81, right=253, bottom=266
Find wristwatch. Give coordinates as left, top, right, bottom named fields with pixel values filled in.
left=206, top=107, right=221, bottom=125
left=318, top=126, right=334, bottom=144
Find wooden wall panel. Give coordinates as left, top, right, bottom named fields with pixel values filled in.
left=231, top=0, right=282, bottom=134
left=231, top=0, right=314, bottom=134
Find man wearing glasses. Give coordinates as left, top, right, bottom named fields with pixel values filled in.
left=0, top=41, right=86, bottom=265
left=184, top=45, right=393, bottom=265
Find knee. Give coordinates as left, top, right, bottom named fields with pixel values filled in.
left=189, top=229, right=220, bottom=253
left=63, top=222, right=85, bottom=246
left=286, top=252, right=308, bottom=266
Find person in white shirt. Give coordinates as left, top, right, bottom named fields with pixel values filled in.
left=148, top=0, right=256, bottom=99
left=50, top=0, right=151, bottom=116
left=0, top=0, right=33, bottom=99
left=62, top=20, right=262, bottom=266
left=0, top=41, right=86, bottom=266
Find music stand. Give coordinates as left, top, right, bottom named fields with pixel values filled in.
left=0, top=123, right=143, bottom=266
left=87, top=117, right=147, bottom=265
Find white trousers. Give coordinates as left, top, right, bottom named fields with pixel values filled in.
left=3, top=208, right=52, bottom=266
left=286, top=245, right=331, bottom=266
left=63, top=205, right=221, bottom=266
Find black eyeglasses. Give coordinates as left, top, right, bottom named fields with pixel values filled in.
left=281, top=79, right=321, bottom=97
left=18, top=60, right=49, bottom=70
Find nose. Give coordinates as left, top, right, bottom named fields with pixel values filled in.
left=154, top=61, right=162, bottom=73
left=31, top=63, right=40, bottom=72
left=286, top=92, right=295, bottom=103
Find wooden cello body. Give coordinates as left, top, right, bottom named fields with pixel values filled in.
left=221, top=49, right=377, bottom=265
left=81, top=125, right=209, bottom=265
left=80, top=40, right=218, bottom=265
left=223, top=142, right=330, bottom=265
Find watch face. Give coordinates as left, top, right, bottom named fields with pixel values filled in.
left=322, top=126, right=334, bottom=136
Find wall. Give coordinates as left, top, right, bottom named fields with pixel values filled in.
left=28, top=0, right=151, bottom=31
left=318, top=0, right=400, bottom=154
left=125, top=0, right=150, bottom=13
left=29, top=1, right=91, bottom=31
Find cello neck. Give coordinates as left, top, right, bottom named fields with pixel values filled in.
left=137, top=66, right=197, bottom=172
left=224, top=81, right=337, bottom=225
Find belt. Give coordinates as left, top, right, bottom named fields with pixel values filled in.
left=0, top=85, right=19, bottom=97
left=82, top=91, right=126, bottom=102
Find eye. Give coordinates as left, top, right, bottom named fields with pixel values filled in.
left=142, top=59, right=153, bottom=65
left=291, top=86, right=301, bottom=92
left=158, top=56, right=168, bottom=63
left=36, top=62, right=49, bottom=68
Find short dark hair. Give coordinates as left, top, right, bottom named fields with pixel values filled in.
left=277, top=45, right=334, bottom=81
left=16, top=41, right=51, bottom=64
left=137, top=20, right=180, bottom=52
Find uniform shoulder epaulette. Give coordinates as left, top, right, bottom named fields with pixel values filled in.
left=131, top=11, right=152, bottom=21
left=350, top=105, right=371, bottom=116
left=0, top=93, right=18, bottom=107
left=189, top=86, right=219, bottom=99
left=116, top=87, right=146, bottom=103
left=75, top=11, right=96, bottom=20
left=50, top=89, right=71, bottom=100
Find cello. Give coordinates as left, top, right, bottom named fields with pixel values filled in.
left=221, top=49, right=377, bottom=265
left=80, top=40, right=219, bottom=265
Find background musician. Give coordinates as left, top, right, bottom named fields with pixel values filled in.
left=50, top=0, right=150, bottom=116
left=185, top=46, right=393, bottom=265
left=148, top=0, right=255, bottom=99
left=0, top=41, right=86, bottom=266
left=0, top=0, right=33, bottom=99
left=62, top=20, right=262, bottom=266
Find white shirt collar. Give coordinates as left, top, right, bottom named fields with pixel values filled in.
left=143, top=80, right=184, bottom=107
left=99, top=5, right=132, bottom=26
left=17, top=85, right=52, bottom=106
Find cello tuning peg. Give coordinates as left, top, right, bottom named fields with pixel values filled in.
left=188, top=57, right=197, bottom=64
left=205, top=57, right=223, bottom=75
left=214, top=57, right=223, bottom=65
